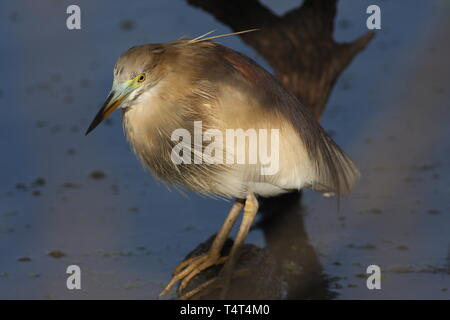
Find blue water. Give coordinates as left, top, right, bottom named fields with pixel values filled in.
left=0, top=0, right=449, bottom=299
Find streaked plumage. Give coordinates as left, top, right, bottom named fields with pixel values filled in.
left=118, top=39, right=359, bottom=199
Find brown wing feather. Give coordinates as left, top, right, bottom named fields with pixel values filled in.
left=217, top=43, right=360, bottom=194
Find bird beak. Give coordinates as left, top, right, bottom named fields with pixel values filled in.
left=85, top=83, right=133, bottom=135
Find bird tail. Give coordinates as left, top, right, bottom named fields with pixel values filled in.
left=311, top=128, right=360, bottom=195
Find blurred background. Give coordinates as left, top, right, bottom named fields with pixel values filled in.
left=0, top=0, right=449, bottom=299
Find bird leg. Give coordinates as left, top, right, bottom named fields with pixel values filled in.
left=218, top=192, right=259, bottom=299
left=177, top=192, right=259, bottom=300
left=159, top=199, right=244, bottom=297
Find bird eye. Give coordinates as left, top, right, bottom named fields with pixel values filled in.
left=137, top=73, right=146, bottom=83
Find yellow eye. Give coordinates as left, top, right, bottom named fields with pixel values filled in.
left=136, top=73, right=146, bottom=83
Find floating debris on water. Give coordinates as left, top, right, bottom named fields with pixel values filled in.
left=347, top=243, right=376, bottom=250
left=2, top=210, right=17, bottom=217
left=119, top=19, right=135, bottom=31
left=90, top=170, right=107, bottom=180
left=48, top=250, right=66, bottom=259
left=32, top=178, right=46, bottom=187
left=17, top=256, right=32, bottom=262
left=388, top=265, right=415, bottom=273
left=62, top=183, right=81, bottom=189
left=369, top=208, right=382, bottom=215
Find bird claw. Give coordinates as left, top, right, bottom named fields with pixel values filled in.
left=159, top=253, right=227, bottom=297
left=177, top=265, right=251, bottom=300
left=177, top=277, right=219, bottom=300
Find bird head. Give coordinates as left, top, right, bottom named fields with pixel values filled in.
left=85, top=44, right=166, bottom=135
left=85, top=30, right=258, bottom=135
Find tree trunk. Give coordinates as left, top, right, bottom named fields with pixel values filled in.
left=188, top=0, right=374, bottom=119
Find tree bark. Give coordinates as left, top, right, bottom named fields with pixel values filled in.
left=188, top=0, right=374, bottom=119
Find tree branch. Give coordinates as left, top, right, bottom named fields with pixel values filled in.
left=187, top=0, right=374, bottom=119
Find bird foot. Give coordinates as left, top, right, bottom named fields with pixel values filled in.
left=177, top=266, right=251, bottom=300
left=178, top=277, right=219, bottom=300
left=159, top=253, right=227, bottom=297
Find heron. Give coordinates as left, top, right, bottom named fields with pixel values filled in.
left=85, top=31, right=359, bottom=298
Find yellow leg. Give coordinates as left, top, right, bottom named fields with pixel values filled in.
left=159, top=199, right=244, bottom=297
left=219, top=192, right=259, bottom=299
left=177, top=192, right=259, bottom=300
